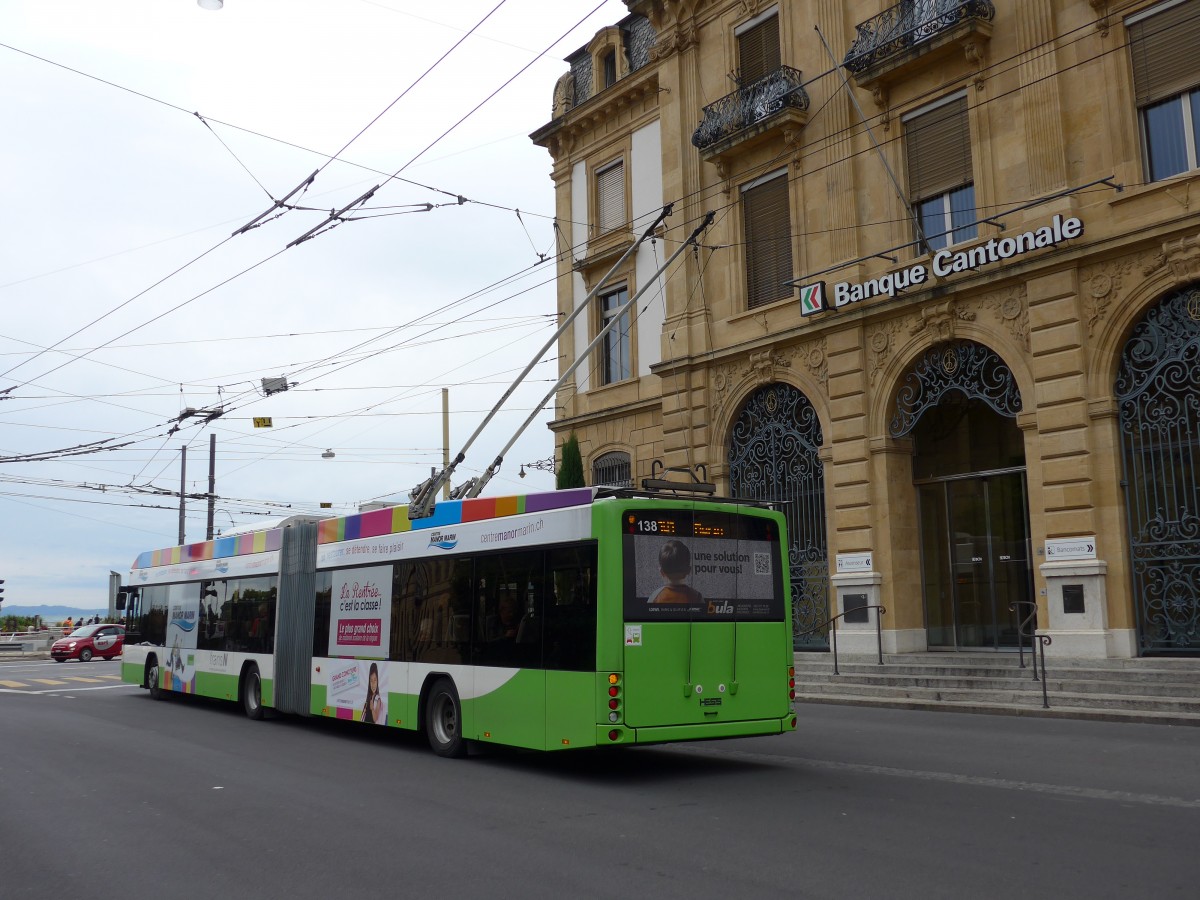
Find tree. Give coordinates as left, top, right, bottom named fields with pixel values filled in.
left=557, top=433, right=585, bottom=489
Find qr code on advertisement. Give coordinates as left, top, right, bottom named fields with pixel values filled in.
left=754, top=552, right=770, bottom=576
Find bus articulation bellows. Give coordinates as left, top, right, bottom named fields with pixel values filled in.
left=119, top=488, right=797, bottom=756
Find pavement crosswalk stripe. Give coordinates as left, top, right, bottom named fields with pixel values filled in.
left=32, top=679, right=67, bottom=685
left=0, top=680, right=26, bottom=688
left=65, top=677, right=103, bottom=683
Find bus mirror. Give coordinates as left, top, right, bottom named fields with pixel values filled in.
left=116, top=592, right=126, bottom=611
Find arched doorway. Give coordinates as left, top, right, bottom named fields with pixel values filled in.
left=890, top=341, right=1033, bottom=650
left=1116, top=286, right=1200, bottom=655
left=728, top=383, right=829, bottom=649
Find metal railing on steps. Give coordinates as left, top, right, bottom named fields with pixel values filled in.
left=1010, top=601, right=1052, bottom=708
left=797, top=605, right=887, bottom=676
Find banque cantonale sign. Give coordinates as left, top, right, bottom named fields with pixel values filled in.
left=797, top=214, right=1084, bottom=316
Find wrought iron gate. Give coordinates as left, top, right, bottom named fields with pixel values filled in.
left=728, top=384, right=829, bottom=649
left=1116, top=286, right=1200, bottom=655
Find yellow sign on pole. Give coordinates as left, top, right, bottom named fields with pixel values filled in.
left=319, top=502, right=332, bottom=509
left=252, top=417, right=273, bottom=428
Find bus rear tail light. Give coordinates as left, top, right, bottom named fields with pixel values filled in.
left=608, top=729, right=622, bottom=742
left=788, top=666, right=796, bottom=699
left=607, top=673, right=622, bottom=723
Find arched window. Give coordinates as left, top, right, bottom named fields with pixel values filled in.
left=592, top=451, right=632, bottom=488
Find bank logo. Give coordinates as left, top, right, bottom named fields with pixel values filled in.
left=428, top=531, right=458, bottom=550
left=799, top=281, right=826, bottom=317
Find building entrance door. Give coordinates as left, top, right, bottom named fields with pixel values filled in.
left=919, top=471, right=1032, bottom=649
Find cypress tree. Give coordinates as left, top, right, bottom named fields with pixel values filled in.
left=557, top=433, right=585, bottom=489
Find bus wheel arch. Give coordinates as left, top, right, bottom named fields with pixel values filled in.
left=240, top=662, right=265, bottom=721
left=421, top=675, right=466, bottom=758
left=146, top=655, right=164, bottom=700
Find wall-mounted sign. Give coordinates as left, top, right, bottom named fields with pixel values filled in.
left=799, top=281, right=826, bottom=317
left=252, top=417, right=273, bottom=428
left=1045, top=537, right=1097, bottom=561
left=795, top=214, right=1084, bottom=313
left=836, top=552, right=873, bottom=574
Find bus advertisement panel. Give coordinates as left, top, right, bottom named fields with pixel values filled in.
left=622, top=509, right=785, bottom=621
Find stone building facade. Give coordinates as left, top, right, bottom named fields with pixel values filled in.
left=530, top=0, right=1200, bottom=659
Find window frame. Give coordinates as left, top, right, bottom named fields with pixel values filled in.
left=735, top=5, right=781, bottom=86
left=596, top=284, right=633, bottom=386
left=740, top=168, right=794, bottom=310
left=902, top=91, right=977, bottom=253
left=1127, top=1, right=1200, bottom=182
left=593, top=157, right=627, bottom=236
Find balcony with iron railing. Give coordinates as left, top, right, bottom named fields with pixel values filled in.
left=843, top=0, right=995, bottom=87
left=691, top=65, right=809, bottom=164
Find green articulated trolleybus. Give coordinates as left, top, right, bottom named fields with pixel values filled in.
left=120, top=487, right=797, bottom=757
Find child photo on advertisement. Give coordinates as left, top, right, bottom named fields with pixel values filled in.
left=361, top=661, right=384, bottom=725
left=648, top=540, right=704, bottom=605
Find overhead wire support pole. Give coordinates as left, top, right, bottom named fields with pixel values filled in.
left=407, top=203, right=675, bottom=519
left=464, top=210, right=717, bottom=500
left=813, top=25, right=931, bottom=257
left=232, top=170, right=319, bottom=236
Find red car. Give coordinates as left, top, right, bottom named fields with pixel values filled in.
left=51, top=624, right=125, bottom=662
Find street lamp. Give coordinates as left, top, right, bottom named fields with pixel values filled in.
left=198, top=0, right=224, bottom=9
left=519, top=457, right=555, bottom=478
left=321, top=449, right=336, bottom=459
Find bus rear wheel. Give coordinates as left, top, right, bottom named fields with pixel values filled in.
left=425, top=678, right=466, bottom=758
left=241, top=665, right=265, bottom=721
left=147, top=658, right=163, bottom=700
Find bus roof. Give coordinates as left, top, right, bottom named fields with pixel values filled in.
left=130, top=487, right=598, bottom=571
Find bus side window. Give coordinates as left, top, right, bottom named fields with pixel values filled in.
left=544, top=544, right=597, bottom=672
left=197, top=580, right=227, bottom=652
left=410, top=558, right=472, bottom=666
left=473, top=550, right=544, bottom=670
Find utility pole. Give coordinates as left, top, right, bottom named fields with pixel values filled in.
left=178, top=445, right=187, bottom=545
left=206, top=433, right=216, bottom=540
left=442, top=388, right=450, bottom=500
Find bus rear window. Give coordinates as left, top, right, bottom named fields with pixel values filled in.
left=622, top=509, right=785, bottom=622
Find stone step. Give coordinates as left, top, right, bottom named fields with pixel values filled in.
left=797, top=671, right=1200, bottom=698
left=795, top=683, right=1200, bottom=713
left=794, top=694, right=1200, bottom=728
left=792, top=659, right=1200, bottom=681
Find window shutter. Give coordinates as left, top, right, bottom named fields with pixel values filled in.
left=1128, top=2, right=1200, bottom=107
left=743, top=173, right=793, bottom=309
left=738, top=14, right=781, bottom=85
left=596, top=162, right=625, bottom=233
left=905, top=95, right=972, bottom=201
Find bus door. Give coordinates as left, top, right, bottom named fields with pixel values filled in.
left=621, top=508, right=789, bottom=728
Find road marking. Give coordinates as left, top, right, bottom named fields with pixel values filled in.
left=32, top=678, right=67, bottom=685
left=0, top=683, right=137, bottom=695
left=64, top=676, right=103, bottom=683
left=0, top=680, right=26, bottom=688
left=675, top=746, right=1200, bottom=810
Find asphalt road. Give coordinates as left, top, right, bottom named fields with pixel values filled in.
left=2, top=658, right=1197, bottom=899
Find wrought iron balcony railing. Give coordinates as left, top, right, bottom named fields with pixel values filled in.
left=843, top=0, right=995, bottom=76
left=692, top=65, right=809, bottom=151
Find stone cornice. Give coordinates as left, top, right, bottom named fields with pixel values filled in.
left=530, top=66, right=660, bottom=161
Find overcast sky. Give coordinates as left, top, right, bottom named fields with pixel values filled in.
left=0, top=0, right=628, bottom=609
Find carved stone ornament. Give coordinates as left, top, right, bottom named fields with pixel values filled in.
left=800, top=338, right=828, bottom=386
left=908, top=299, right=977, bottom=343
left=1082, top=257, right=1134, bottom=337
left=649, top=21, right=697, bottom=61
left=552, top=71, right=575, bottom=119
left=1143, top=232, right=1200, bottom=281
left=962, top=38, right=986, bottom=90
left=984, top=285, right=1030, bottom=350
left=748, top=348, right=791, bottom=386
left=868, top=319, right=904, bottom=385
